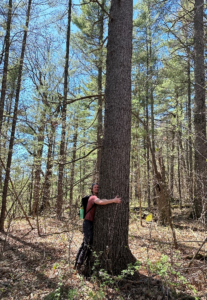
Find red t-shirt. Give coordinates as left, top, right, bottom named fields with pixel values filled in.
left=85, top=195, right=97, bottom=222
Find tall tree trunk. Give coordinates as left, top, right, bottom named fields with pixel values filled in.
left=95, top=0, right=104, bottom=183
left=32, top=116, right=45, bottom=216
left=29, top=168, right=33, bottom=216
left=69, top=118, right=78, bottom=208
left=154, top=148, right=171, bottom=225
left=170, top=130, right=175, bottom=197
left=146, top=29, right=150, bottom=209
left=0, top=0, right=12, bottom=135
left=150, top=72, right=156, bottom=205
left=193, top=0, right=206, bottom=218
left=41, top=123, right=56, bottom=210
left=0, top=0, right=13, bottom=196
left=81, top=131, right=86, bottom=196
left=134, top=120, right=142, bottom=204
left=176, top=96, right=182, bottom=208
left=57, top=0, right=72, bottom=219
left=177, top=141, right=182, bottom=207
left=0, top=0, right=32, bottom=231
left=187, top=53, right=193, bottom=203
left=134, top=113, right=174, bottom=229
left=91, top=0, right=136, bottom=275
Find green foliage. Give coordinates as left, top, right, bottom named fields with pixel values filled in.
left=68, top=288, right=79, bottom=300
left=147, top=255, right=198, bottom=296
left=118, top=261, right=141, bottom=278
left=88, top=290, right=105, bottom=300
left=43, top=279, right=63, bottom=300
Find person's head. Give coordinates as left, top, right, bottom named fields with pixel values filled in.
left=91, top=183, right=99, bottom=195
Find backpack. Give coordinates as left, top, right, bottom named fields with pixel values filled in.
left=79, top=195, right=96, bottom=219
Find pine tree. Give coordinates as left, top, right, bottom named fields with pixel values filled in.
left=91, top=0, right=136, bottom=275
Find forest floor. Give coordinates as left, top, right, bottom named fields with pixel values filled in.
left=0, top=207, right=207, bottom=300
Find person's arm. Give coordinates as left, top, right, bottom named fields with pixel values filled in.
left=94, top=195, right=121, bottom=205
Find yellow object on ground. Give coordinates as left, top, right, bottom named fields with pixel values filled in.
left=146, top=213, right=153, bottom=222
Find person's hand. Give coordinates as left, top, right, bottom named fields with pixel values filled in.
left=113, top=195, right=121, bottom=204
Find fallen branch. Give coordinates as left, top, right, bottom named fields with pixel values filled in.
left=188, top=237, right=207, bottom=268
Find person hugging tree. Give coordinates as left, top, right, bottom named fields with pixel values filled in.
left=74, top=183, right=121, bottom=272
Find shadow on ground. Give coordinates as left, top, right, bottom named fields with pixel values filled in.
left=42, top=271, right=199, bottom=300
left=0, top=222, right=203, bottom=300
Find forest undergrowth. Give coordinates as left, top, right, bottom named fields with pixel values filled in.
left=0, top=208, right=206, bottom=300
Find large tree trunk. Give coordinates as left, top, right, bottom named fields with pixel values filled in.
left=0, top=0, right=32, bottom=231
left=91, top=0, right=136, bottom=275
left=193, top=0, right=206, bottom=218
left=95, top=0, right=104, bottom=183
left=57, top=0, right=72, bottom=219
left=0, top=0, right=12, bottom=135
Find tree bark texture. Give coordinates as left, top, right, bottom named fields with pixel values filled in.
left=0, top=0, right=32, bottom=231
left=92, top=0, right=136, bottom=275
left=95, top=2, right=104, bottom=182
left=193, top=0, right=206, bottom=218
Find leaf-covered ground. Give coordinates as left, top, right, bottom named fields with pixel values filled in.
left=0, top=208, right=206, bottom=300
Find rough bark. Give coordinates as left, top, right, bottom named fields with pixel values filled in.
left=91, top=0, right=136, bottom=275
left=95, top=0, right=104, bottom=183
left=193, top=0, right=206, bottom=218
left=0, top=0, right=32, bottom=231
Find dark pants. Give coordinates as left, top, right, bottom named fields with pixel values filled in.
left=75, top=220, right=93, bottom=266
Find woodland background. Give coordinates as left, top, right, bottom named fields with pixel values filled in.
left=0, top=0, right=207, bottom=299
